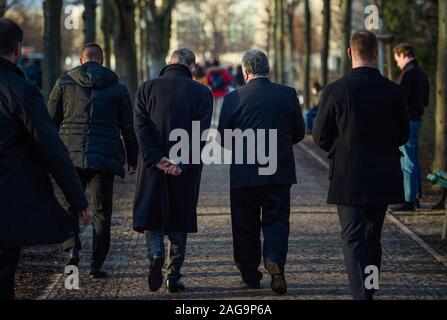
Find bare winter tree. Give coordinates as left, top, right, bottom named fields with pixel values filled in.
left=83, top=0, right=97, bottom=43
left=287, top=0, right=299, bottom=87
left=0, top=0, right=19, bottom=17
left=42, top=0, right=62, bottom=101
left=101, top=0, right=114, bottom=68
left=339, top=0, right=352, bottom=76
left=273, top=0, right=286, bottom=83
left=321, top=0, right=330, bottom=86
left=434, top=0, right=447, bottom=172
left=303, top=0, right=311, bottom=108
left=144, top=0, right=176, bottom=78
left=113, top=0, right=138, bottom=101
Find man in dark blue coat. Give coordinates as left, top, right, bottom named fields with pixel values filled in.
left=48, top=43, right=138, bottom=278
left=218, top=49, right=305, bottom=295
left=133, top=49, right=212, bottom=293
left=0, top=19, right=89, bottom=300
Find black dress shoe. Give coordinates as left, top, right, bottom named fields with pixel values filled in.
left=90, top=269, right=108, bottom=279
left=390, top=202, right=416, bottom=212
left=148, top=256, right=164, bottom=292
left=239, top=280, right=260, bottom=290
left=66, top=248, right=80, bottom=267
left=167, top=279, right=186, bottom=293
left=265, top=262, right=287, bottom=295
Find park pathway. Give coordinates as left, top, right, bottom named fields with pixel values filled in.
left=28, top=139, right=447, bottom=300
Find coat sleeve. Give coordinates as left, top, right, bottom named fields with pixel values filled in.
left=217, top=92, right=235, bottom=150
left=18, top=84, right=88, bottom=213
left=134, top=82, right=165, bottom=168
left=394, top=87, right=411, bottom=147
left=290, top=89, right=306, bottom=145
left=313, top=85, right=338, bottom=152
left=47, top=78, right=64, bottom=130
left=196, top=87, right=213, bottom=149
left=118, top=86, right=139, bottom=167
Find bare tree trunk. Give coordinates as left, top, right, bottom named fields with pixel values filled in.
left=0, top=0, right=18, bottom=17
left=321, top=0, right=331, bottom=86
left=83, top=0, right=96, bottom=43
left=340, top=0, right=352, bottom=76
left=146, top=0, right=176, bottom=78
left=273, top=0, right=285, bottom=83
left=0, top=0, right=6, bottom=17
left=43, top=0, right=62, bottom=102
left=137, top=0, right=147, bottom=82
left=113, top=0, right=138, bottom=102
left=303, top=0, right=311, bottom=108
left=101, top=0, right=113, bottom=68
left=434, top=0, right=447, bottom=172
left=287, top=1, right=299, bottom=87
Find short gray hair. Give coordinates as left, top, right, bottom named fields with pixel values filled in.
left=241, top=49, right=270, bottom=76
left=169, top=48, right=196, bottom=67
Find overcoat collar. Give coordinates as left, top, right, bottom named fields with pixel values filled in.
left=159, top=63, right=193, bottom=79
left=245, top=76, right=271, bottom=87
left=0, top=56, right=24, bottom=78
left=350, top=66, right=381, bottom=75
left=402, top=59, right=418, bottom=72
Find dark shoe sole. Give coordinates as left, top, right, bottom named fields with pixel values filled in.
left=265, top=262, right=287, bottom=295
left=148, top=257, right=164, bottom=292
left=167, top=286, right=186, bottom=294
left=239, top=281, right=261, bottom=290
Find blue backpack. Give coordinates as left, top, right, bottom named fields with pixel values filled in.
left=210, top=72, right=226, bottom=91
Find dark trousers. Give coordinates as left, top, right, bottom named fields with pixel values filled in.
left=63, top=168, right=114, bottom=270
left=337, top=205, right=387, bottom=300
left=230, top=184, right=291, bottom=285
left=0, top=247, right=21, bottom=300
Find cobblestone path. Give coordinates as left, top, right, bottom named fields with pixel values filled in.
left=17, top=139, right=447, bottom=300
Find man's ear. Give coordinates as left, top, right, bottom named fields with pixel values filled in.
left=347, top=48, right=352, bottom=61
left=373, top=49, right=379, bottom=61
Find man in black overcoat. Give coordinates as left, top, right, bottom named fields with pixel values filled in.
left=218, top=49, right=305, bottom=295
left=48, top=43, right=139, bottom=278
left=0, top=19, right=90, bottom=300
left=313, top=31, right=410, bottom=300
left=133, top=49, right=212, bottom=293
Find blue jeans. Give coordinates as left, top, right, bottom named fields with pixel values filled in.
left=400, top=121, right=422, bottom=203
left=144, top=230, right=187, bottom=282
left=305, top=108, right=318, bottom=133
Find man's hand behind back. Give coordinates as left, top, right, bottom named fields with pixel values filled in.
left=79, top=207, right=92, bottom=227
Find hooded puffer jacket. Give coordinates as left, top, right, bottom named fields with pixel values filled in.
left=48, top=61, right=138, bottom=177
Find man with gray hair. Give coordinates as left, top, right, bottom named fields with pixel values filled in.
left=218, top=49, right=305, bottom=295
left=133, top=48, right=212, bottom=293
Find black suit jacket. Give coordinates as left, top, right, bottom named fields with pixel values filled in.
left=218, top=77, right=305, bottom=190
left=396, top=60, right=430, bottom=121
left=313, top=67, right=410, bottom=206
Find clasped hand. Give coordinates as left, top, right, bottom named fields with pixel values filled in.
left=155, top=157, right=182, bottom=176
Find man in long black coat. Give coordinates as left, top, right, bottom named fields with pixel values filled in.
left=48, top=43, right=138, bottom=278
left=133, top=49, right=212, bottom=293
left=218, top=49, right=305, bottom=295
left=313, top=31, right=410, bottom=300
left=0, top=19, right=89, bottom=300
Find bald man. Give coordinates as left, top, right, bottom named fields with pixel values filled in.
left=48, top=43, right=139, bottom=278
